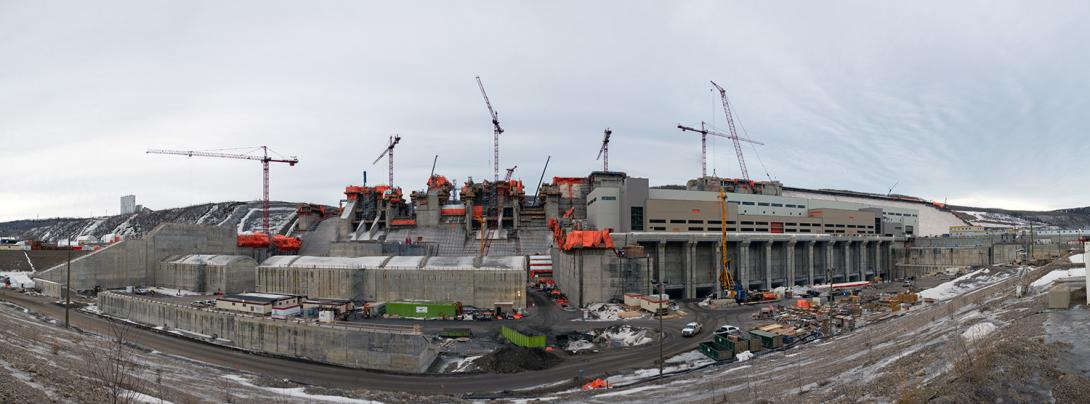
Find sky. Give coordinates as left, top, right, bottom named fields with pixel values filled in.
left=1, top=1, right=1088, bottom=222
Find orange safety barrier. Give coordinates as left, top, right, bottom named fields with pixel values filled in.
left=272, top=235, right=301, bottom=251
left=237, top=233, right=270, bottom=248
left=561, top=230, right=615, bottom=251
left=581, top=378, right=610, bottom=391
left=440, top=207, right=466, bottom=216
left=552, top=177, right=586, bottom=185
left=796, top=298, right=811, bottom=309
left=390, top=218, right=416, bottom=226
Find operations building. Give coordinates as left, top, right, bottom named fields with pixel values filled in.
left=156, top=254, right=257, bottom=294
left=215, top=293, right=302, bottom=316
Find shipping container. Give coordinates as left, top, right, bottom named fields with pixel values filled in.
left=699, top=341, right=733, bottom=361
left=749, top=329, right=784, bottom=349
left=386, top=300, right=460, bottom=319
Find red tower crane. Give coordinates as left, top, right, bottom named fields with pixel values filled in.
left=147, top=146, right=298, bottom=234
left=475, top=76, right=503, bottom=182
left=710, top=80, right=754, bottom=181
left=372, top=134, right=401, bottom=187
left=677, top=122, right=762, bottom=178
left=597, top=128, right=612, bottom=172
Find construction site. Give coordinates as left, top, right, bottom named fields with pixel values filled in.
left=4, top=0, right=1090, bottom=396
left=1, top=73, right=1087, bottom=403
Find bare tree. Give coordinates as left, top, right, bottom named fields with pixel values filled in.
left=82, top=317, right=147, bottom=403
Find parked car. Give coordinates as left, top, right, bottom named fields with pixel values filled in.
left=681, top=322, right=702, bottom=337
left=714, top=325, right=740, bottom=335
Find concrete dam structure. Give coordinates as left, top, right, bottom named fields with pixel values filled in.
left=554, top=232, right=903, bottom=305
left=256, top=255, right=528, bottom=310
left=98, top=292, right=437, bottom=373
left=34, top=223, right=241, bottom=296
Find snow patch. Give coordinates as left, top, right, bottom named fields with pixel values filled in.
left=961, top=322, right=997, bottom=343
left=222, top=375, right=380, bottom=403
left=735, top=351, right=754, bottom=362
left=143, top=287, right=203, bottom=296
left=1030, top=267, right=1087, bottom=291
left=918, top=267, right=1015, bottom=301
left=1069, top=253, right=1085, bottom=264
left=0, top=272, right=36, bottom=289
left=565, top=339, right=594, bottom=353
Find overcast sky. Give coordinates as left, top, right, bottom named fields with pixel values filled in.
left=1, top=1, right=1088, bottom=221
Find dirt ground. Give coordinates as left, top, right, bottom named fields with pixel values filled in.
left=568, top=260, right=1090, bottom=403
left=0, top=299, right=458, bottom=403
left=473, top=345, right=564, bottom=373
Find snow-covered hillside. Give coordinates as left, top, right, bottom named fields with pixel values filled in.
left=0, top=201, right=307, bottom=242
left=782, top=189, right=966, bottom=237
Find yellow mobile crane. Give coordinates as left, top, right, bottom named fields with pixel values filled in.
left=719, top=188, right=747, bottom=302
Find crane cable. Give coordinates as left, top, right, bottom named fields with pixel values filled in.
left=734, top=108, right=775, bottom=182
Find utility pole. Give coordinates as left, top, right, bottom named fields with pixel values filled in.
left=658, top=282, right=664, bottom=376
left=64, top=246, right=71, bottom=328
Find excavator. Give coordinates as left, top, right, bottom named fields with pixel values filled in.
left=718, top=187, right=748, bottom=303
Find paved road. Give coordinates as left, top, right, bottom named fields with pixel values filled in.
left=0, top=289, right=761, bottom=396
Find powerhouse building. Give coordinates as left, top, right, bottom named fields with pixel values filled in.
left=542, top=172, right=918, bottom=303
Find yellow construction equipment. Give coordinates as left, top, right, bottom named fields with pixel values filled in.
left=718, top=187, right=748, bottom=302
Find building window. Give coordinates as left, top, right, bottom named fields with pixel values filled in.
left=708, top=227, right=722, bottom=231
left=757, top=202, right=770, bottom=206
left=771, top=203, right=783, bottom=207
left=602, top=196, right=617, bottom=200
left=708, top=220, right=721, bottom=224
left=688, top=227, right=704, bottom=231
left=742, top=202, right=755, bottom=206
left=670, top=219, right=686, bottom=224
left=688, top=220, right=702, bottom=224
left=652, top=226, right=666, bottom=231
left=649, top=219, right=665, bottom=224
left=631, top=207, right=645, bottom=231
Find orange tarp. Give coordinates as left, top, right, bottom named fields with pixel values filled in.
left=237, top=233, right=270, bottom=248
left=427, top=175, right=450, bottom=189
left=272, top=235, right=301, bottom=251
left=582, top=378, right=610, bottom=391
left=561, top=230, right=615, bottom=251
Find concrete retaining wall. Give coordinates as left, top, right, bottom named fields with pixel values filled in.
left=329, top=241, right=384, bottom=257
left=33, top=278, right=73, bottom=299
left=35, top=224, right=239, bottom=291
left=552, top=248, right=650, bottom=307
left=895, top=241, right=1065, bottom=278
left=362, top=268, right=526, bottom=309
left=97, top=292, right=436, bottom=373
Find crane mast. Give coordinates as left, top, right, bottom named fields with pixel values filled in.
left=372, top=135, right=401, bottom=187
left=146, top=146, right=298, bottom=235
left=597, top=128, right=611, bottom=171
left=710, top=80, right=750, bottom=181
left=475, top=76, right=503, bottom=182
